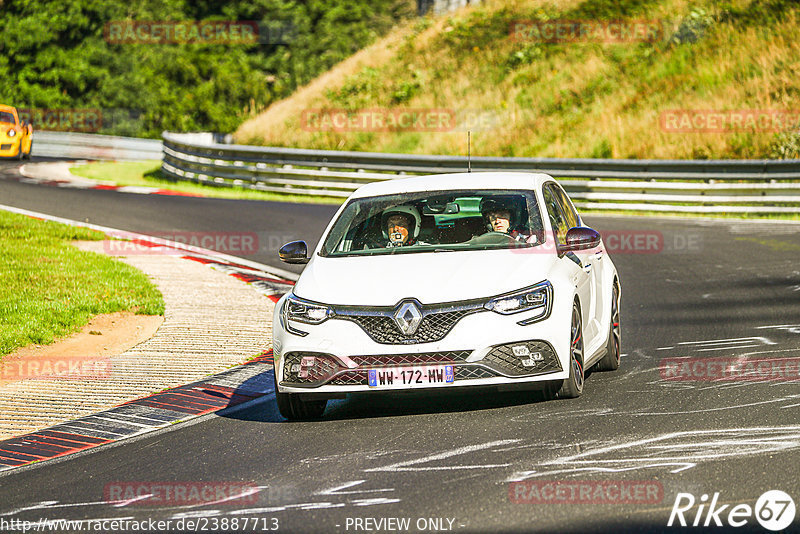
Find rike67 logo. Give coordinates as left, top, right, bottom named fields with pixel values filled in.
left=668, top=490, right=796, bottom=531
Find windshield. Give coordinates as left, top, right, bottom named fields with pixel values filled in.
left=320, top=189, right=544, bottom=257
left=0, top=111, right=16, bottom=124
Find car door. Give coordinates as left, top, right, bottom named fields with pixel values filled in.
left=551, top=183, right=606, bottom=333
left=543, top=182, right=599, bottom=345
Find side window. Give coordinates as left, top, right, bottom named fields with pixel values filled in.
left=552, top=185, right=579, bottom=229
left=542, top=186, right=569, bottom=245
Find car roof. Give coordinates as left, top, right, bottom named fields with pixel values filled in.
left=0, top=105, right=17, bottom=114
left=349, top=172, right=554, bottom=199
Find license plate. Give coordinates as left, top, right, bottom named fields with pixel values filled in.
left=368, top=365, right=454, bottom=388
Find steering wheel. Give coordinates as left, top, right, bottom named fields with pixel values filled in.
left=470, top=231, right=517, bottom=245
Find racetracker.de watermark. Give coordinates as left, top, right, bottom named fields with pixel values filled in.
left=660, top=357, right=800, bottom=382
left=17, top=108, right=103, bottom=133
left=104, top=481, right=260, bottom=506
left=1, top=357, right=111, bottom=380
left=510, top=19, right=665, bottom=43
left=511, top=230, right=701, bottom=255
left=509, top=480, right=663, bottom=504
left=660, top=110, right=800, bottom=133
left=103, top=20, right=294, bottom=45
left=301, top=108, right=510, bottom=132
left=104, top=232, right=259, bottom=256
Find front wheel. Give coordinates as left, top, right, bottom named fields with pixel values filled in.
left=555, top=302, right=585, bottom=399
left=273, top=369, right=327, bottom=420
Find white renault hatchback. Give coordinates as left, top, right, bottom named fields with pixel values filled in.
left=272, top=172, right=621, bottom=419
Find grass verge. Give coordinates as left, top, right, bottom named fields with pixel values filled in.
left=0, top=210, right=165, bottom=359
left=70, top=161, right=345, bottom=205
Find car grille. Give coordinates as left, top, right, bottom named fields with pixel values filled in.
left=0, top=144, right=11, bottom=150
left=330, top=371, right=369, bottom=385
left=482, top=340, right=561, bottom=376
left=349, top=350, right=471, bottom=367
left=342, top=309, right=477, bottom=344
left=454, top=366, right=496, bottom=380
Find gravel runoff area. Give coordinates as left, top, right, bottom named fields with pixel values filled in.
left=0, top=240, right=276, bottom=440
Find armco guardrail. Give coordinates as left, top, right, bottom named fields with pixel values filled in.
left=32, top=131, right=162, bottom=161
left=162, top=131, right=800, bottom=213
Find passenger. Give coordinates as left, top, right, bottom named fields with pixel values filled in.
left=480, top=198, right=535, bottom=243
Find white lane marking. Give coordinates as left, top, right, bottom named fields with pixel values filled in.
left=227, top=502, right=345, bottom=515
left=365, top=439, right=520, bottom=472
left=505, top=426, right=800, bottom=482
left=1, top=501, right=59, bottom=516
left=170, top=510, right=222, bottom=519
left=757, top=324, right=800, bottom=333
left=351, top=498, right=402, bottom=506
left=677, top=336, right=776, bottom=346
left=656, top=336, right=777, bottom=352
left=696, top=344, right=761, bottom=352
left=3, top=499, right=137, bottom=516
left=317, top=480, right=394, bottom=495
left=112, top=493, right=154, bottom=507
left=508, top=462, right=697, bottom=482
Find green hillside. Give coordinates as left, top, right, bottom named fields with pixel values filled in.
left=235, top=0, right=800, bottom=160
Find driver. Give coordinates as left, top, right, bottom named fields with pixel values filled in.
left=381, top=205, right=422, bottom=247
left=480, top=198, right=535, bottom=243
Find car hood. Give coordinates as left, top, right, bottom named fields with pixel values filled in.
left=293, top=248, right=558, bottom=305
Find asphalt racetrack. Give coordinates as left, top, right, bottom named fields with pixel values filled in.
left=1, top=160, right=799, bottom=533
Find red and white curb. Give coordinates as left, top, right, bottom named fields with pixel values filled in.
left=0, top=351, right=275, bottom=471
left=0, top=205, right=298, bottom=471
left=16, top=161, right=204, bottom=198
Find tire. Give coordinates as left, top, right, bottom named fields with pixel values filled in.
left=16, top=144, right=23, bottom=161
left=556, top=302, right=585, bottom=399
left=595, top=281, right=621, bottom=372
left=273, top=368, right=327, bottom=420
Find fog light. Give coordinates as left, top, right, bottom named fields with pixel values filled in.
left=301, top=356, right=316, bottom=367
left=520, top=352, right=543, bottom=367
left=512, top=345, right=530, bottom=357
left=290, top=364, right=301, bottom=373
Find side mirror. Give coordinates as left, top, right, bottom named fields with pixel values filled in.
left=279, top=240, right=309, bottom=264
left=559, top=227, right=601, bottom=254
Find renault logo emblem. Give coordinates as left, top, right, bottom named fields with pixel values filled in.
left=393, top=300, right=422, bottom=336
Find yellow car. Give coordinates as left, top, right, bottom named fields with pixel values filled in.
left=0, top=105, right=33, bottom=159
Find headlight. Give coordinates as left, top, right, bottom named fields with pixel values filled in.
left=7, top=129, right=16, bottom=137
left=286, top=294, right=332, bottom=324
left=484, top=281, right=552, bottom=324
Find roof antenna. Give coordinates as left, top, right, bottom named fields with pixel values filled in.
left=467, top=130, right=471, bottom=173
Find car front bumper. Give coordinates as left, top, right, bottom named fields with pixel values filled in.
left=0, top=137, right=21, bottom=157
left=272, top=292, right=572, bottom=396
